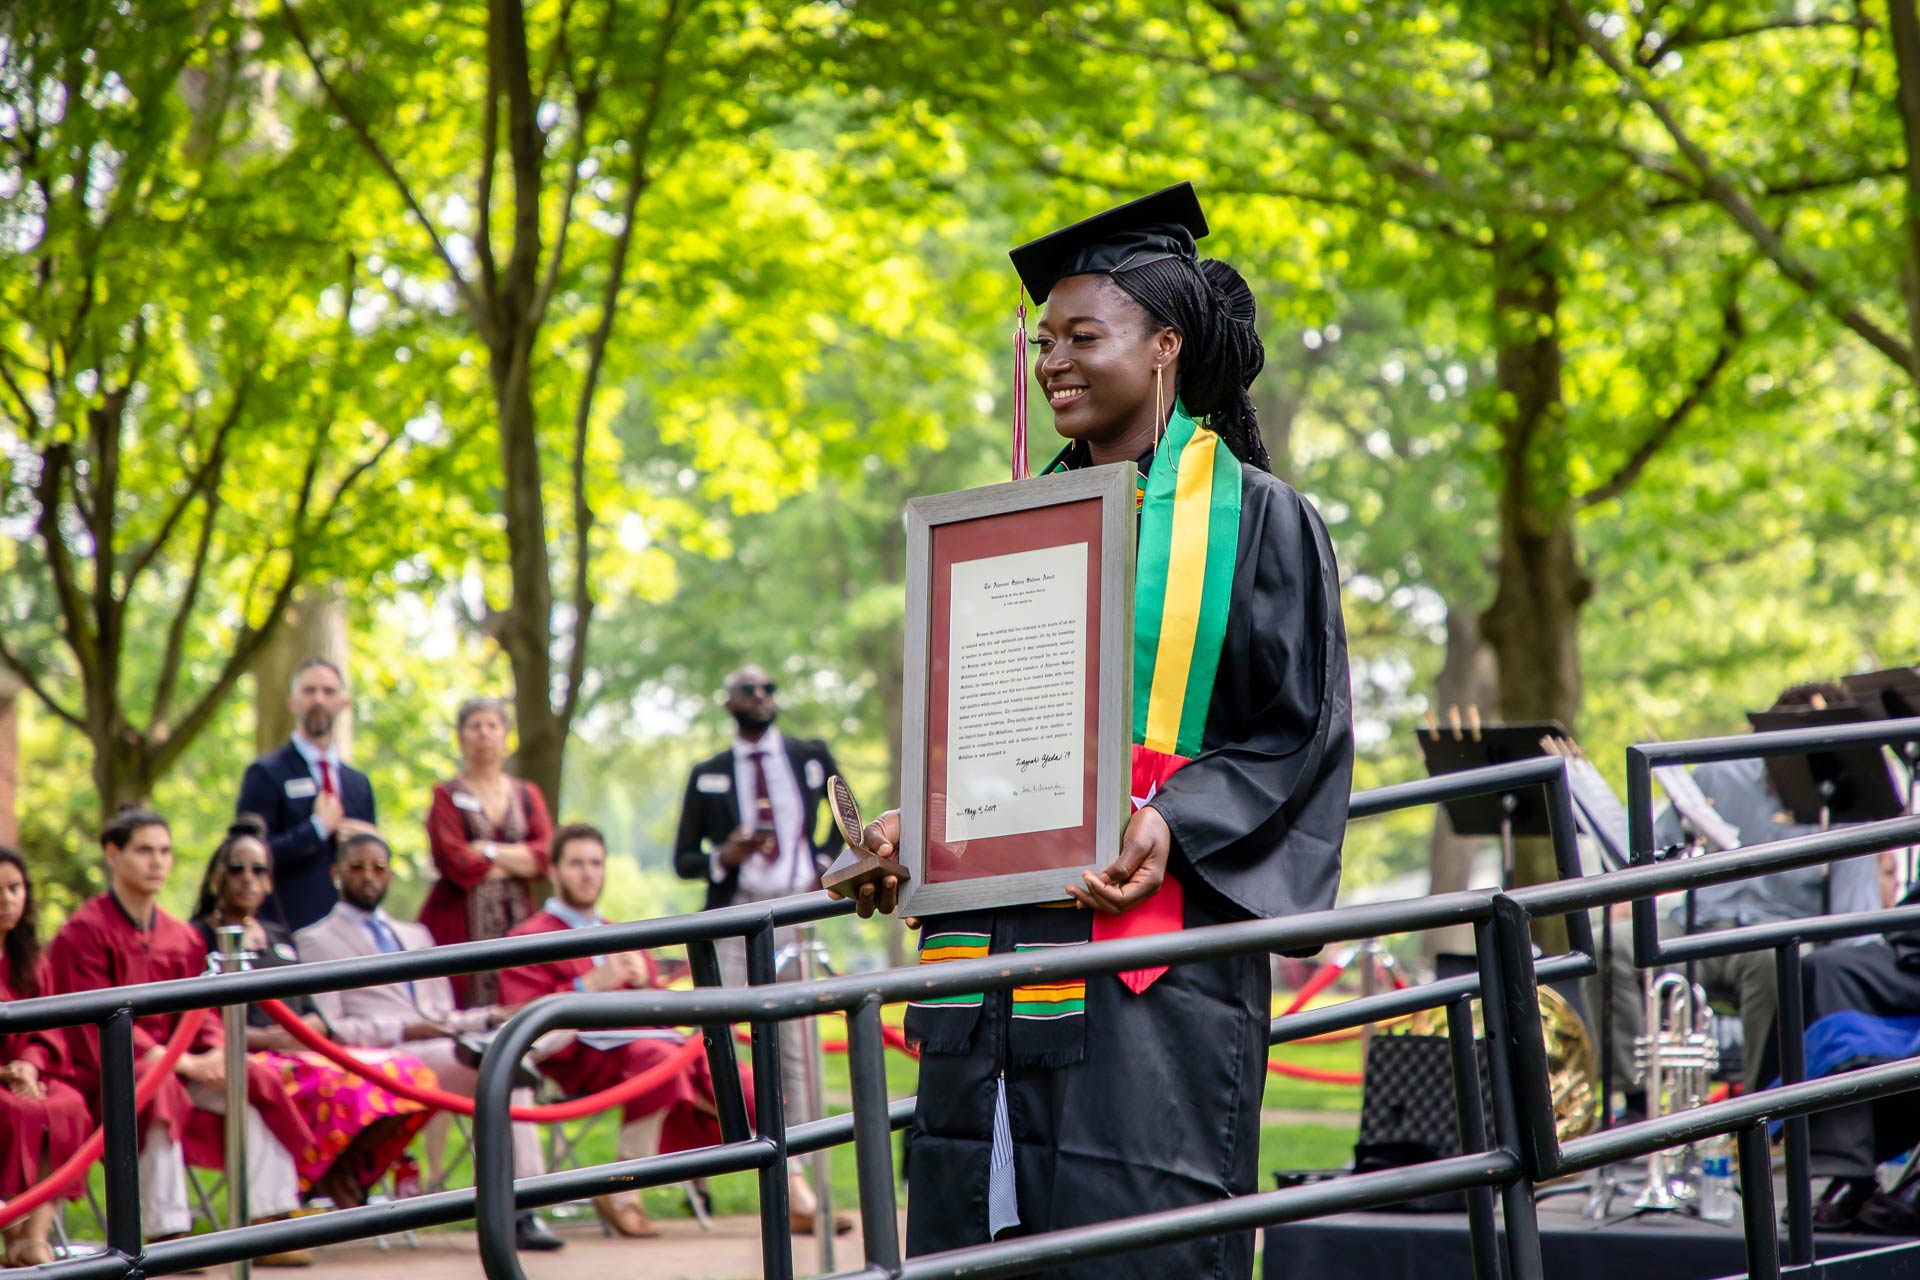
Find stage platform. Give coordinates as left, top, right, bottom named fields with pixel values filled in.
left=1262, top=1177, right=1920, bottom=1280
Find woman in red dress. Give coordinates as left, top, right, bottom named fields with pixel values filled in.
left=418, top=697, right=553, bottom=1006
left=0, top=848, right=91, bottom=1267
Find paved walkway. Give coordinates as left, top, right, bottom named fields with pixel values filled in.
left=289, top=1214, right=887, bottom=1280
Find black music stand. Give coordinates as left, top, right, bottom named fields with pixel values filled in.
left=1839, top=667, right=1920, bottom=881
left=1416, top=720, right=1572, bottom=888
left=1745, top=704, right=1906, bottom=827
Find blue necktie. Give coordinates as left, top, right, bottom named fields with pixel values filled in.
left=367, top=915, right=417, bottom=1006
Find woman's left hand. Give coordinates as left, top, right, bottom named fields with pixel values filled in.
left=1067, top=805, right=1170, bottom=914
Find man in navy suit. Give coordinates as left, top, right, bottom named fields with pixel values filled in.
left=671, top=664, right=849, bottom=1234
left=237, top=657, right=378, bottom=931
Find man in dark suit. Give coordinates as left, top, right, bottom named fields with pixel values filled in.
left=671, top=663, right=850, bottom=1234
left=672, top=665, right=845, bottom=910
left=237, top=656, right=378, bottom=931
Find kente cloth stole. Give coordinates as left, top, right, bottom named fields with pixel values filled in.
left=1053, top=403, right=1243, bottom=992
left=904, top=906, right=1089, bottom=1065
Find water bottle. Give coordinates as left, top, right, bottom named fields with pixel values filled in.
left=1698, top=1137, right=1736, bottom=1221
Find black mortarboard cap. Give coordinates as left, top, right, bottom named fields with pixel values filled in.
left=1009, top=182, right=1209, bottom=302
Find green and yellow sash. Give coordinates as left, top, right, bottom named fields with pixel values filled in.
left=1047, top=400, right=1242, bottom=759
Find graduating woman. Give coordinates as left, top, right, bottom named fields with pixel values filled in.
left=837, top=184, right=1353, bottom=1280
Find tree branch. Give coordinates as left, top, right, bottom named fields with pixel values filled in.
left=282, top=3, right=493, bottom=345
left=121, top=376, right=247, bottom=595
left=32, top=443, right=98, bottom=685
left=1884, top=0, right=1920, bottom=384
left=1656, top=12, right=1875, bottom=58
left=0, top=640, right=86, bottom=730
left=1577, top=285, right=1745, bottom=509
left=1644, top=161, right=1907, bottom=210
left=526, top=0, right=620, bottom=332
left=476, top=28, right=500, bottom=308
left=0, top=350, right=44, bottom=437
left=558, top=0, right=685, bottom=736
left=147, top=458, right=223, bottom=732
left=1560, top=0, right=1917, bottom=381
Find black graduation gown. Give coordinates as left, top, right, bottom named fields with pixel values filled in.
left=905, top=458, right=1355, bottom=1280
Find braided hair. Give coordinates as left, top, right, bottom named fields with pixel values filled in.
left=1108, top=255, right=1271, bottom=471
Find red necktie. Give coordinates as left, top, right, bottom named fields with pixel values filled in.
left=749, top=750, right=776, bottom=861
left=318, top=759, right=337, bottom=797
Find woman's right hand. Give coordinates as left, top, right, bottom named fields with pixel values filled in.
left=839, top=809, right=906, bottom=921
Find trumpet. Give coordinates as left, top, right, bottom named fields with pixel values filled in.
left=1632, top=970, right=1719, bottom=1210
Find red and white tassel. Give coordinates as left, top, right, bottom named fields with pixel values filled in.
left=1011, top=290, right=1030, bottom=480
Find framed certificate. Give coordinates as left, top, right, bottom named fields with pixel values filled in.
left=897, top=462, right=1136, bottom=915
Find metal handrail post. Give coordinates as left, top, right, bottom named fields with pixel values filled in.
left=1445, top=996, right=1501, bottom=1280
left=1737, top=1123, right=1782, bottom=1280
left=797, top=922, right=835, bottom=1272
left=747, top=922, right=795, bottom=1280
left=1774, top=942, right=1813, bottom=1265
left=100, top=1008, right=143, bottom=1262
left=217, top=927, right=252, bottom=1280
left=1473, top=912, right=1544, bottom=1280
left=687, top=938, right=753, bottom=1145
left=848, top=996, right=902, bottom=1274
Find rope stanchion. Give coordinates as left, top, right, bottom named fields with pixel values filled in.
left=257, top=998, right=705, bottom=1122
left=0, top=1008, right=212, bottom=1229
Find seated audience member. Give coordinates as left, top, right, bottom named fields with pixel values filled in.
left=293, top=832, right=561, bottom=1253
left=238, top=657, right=378, bottom=932
left=48, top=809, right=316, bottom=1264
left=498, top=824, right=746, bottom=1239
left=419, top=697, right=553, bottom=1007
left=190, top=817, right=437, bottom=1209
left=1592, top=682, right=1885, bottom=1110
left=0, top=847, right=90, bottom=1267
left=1798, top=886, right=1920, bottom=1232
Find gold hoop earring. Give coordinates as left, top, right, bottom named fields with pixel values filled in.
left=1153, top=364, right=1165, bottom=451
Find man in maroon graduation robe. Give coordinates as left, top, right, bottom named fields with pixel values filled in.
left=498, top=823, right=741, bottom=1237
left=47, top=809, right=315, bottom=1254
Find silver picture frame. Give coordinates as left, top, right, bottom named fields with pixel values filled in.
left=897, top=461, right=1136, bottom=916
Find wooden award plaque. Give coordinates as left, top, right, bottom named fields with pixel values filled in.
left=819, top=775, right=911, bottom=896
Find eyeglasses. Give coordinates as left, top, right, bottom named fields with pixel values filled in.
left=735, top=681, right=778, bottom=696
left=226, top=863, right=271, bottom=878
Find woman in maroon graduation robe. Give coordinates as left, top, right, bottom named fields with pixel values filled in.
left=0, top=849, right=90, bottom=1267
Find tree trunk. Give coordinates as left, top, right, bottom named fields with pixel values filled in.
left=253, top=585, right=353, bottom=759
left=492, top=341, right=566, bottom=809
left=1425, top=602, right=1500, bottom=958
left=1477, top=230, right=1591, bottom=950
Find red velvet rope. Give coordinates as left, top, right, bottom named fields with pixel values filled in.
left=256, top=998, right=705, bottom=1122
left=1266, top=1059, right=1363, bottom=1085
left=0, top=1008, right=212, bottom=1229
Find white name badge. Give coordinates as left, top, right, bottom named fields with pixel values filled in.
left=284, top=777, right=318, bottom=800
left=451, top=791, right=483, bottom=812
left=804, top=759, right=825, bottom=791
left=697, top=773, right=732, bottom=794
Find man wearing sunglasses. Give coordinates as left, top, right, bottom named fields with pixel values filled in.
left=671, top=664, right=850, bottom=1234
left=673, top=666, right=846, bottom=912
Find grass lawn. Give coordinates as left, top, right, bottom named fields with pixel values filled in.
left=54, top=1015, right=1365, bottom=1238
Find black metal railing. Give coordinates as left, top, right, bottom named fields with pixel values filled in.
left=0, top=756, right=1585, bottom=1278
left=11, top=728, right=1920, bottom=1280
